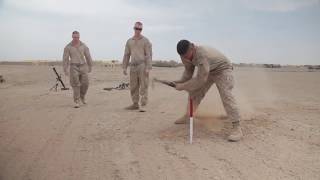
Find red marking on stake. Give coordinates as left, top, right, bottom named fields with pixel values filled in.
left=189, top=98, right=193, bottom=117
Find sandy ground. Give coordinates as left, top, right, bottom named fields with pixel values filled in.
left=0, top=65, right=319, bottom=180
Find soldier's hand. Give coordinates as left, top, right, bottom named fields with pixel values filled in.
left=123, top=69, right=128, bottom=76
left=175, top=83, right=184, bottom=91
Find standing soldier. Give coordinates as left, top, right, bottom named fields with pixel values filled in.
left=174, top=40, right=243, bottom=142
left=63, top=31, right=93, bottom=108
left=122, top=22, right=152, bottom=111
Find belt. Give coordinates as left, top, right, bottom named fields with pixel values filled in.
left=70, top=63, right=86, bottom=66
left=130, top=61, right=145, bottom=66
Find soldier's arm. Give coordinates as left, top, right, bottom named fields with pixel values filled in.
left=62, top=46, right=70, bottom=75
left=145, top=39, right=152, bottom=70
left=84, top=46, right=93, bottom=70
left=179, top=56, right=209, bottom=92
left=122, top=40, right=131, bottom=70
left=174, top=63, right=195, bottom=83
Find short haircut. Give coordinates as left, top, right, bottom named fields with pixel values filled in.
left=177, top=40, right=191, bottom=55
left=72, top=31, right=79, bottom=35
left=135, top=21, right=143, bottom=26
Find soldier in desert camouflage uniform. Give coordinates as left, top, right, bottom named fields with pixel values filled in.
left=174, top=40, right=243, bottom=142
left=122, top=22, right=152, bottom=111
left=63, top=31, right=93, bottom=108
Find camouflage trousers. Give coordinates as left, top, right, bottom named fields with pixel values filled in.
left=69, top=64, right=89, bottom=103
left=189, top=69, right=240, bottom=123
left=129, top=63, right=149, bottom=105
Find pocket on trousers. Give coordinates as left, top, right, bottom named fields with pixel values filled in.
left=218, top=70, right=234, bottom=90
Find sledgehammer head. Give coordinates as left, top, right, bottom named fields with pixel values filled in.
left=152, top=78, right=176, bottom=88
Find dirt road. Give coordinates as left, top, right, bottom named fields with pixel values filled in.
left=0, top=65, right=319, bottom=180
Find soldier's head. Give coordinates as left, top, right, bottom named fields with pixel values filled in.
left=72, top=31, right=80, bottom=43
left=133, top=21, right=143, bottom=36
left=177, top=40, right=195, bottom=60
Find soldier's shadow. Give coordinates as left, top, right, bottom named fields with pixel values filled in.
left=159, top=114, right=231, bottom=141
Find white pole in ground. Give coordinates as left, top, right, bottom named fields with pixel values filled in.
left=189, top=97, right=193, bottom=144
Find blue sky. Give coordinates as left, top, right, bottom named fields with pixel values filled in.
left=0, top=0, right=319, bottom=65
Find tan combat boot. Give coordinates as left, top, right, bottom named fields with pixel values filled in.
left=139, top=102, right=147, bottom=112
left=80, top=97, right=87, bottom=105
left=141, top=101, right=147, bottom=106
left=174, top=114, right=189, bottom=124
left=125, top=103, right=139, bottom=110
left=228, top=122, right=243, bottom=142
left=74, top=101, right=80, bottom=108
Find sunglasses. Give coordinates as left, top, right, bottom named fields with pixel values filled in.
left=134, top=27, right=142, bottom=31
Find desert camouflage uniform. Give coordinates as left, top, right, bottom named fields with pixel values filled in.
left=63, top=41, right=93, bottom=103
left=122, top=35, right=152, bottom=105
left=175, top=46, right=240, bottom=123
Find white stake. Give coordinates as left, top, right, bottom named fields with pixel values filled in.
left=189, top=98, right=193, bottom=144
